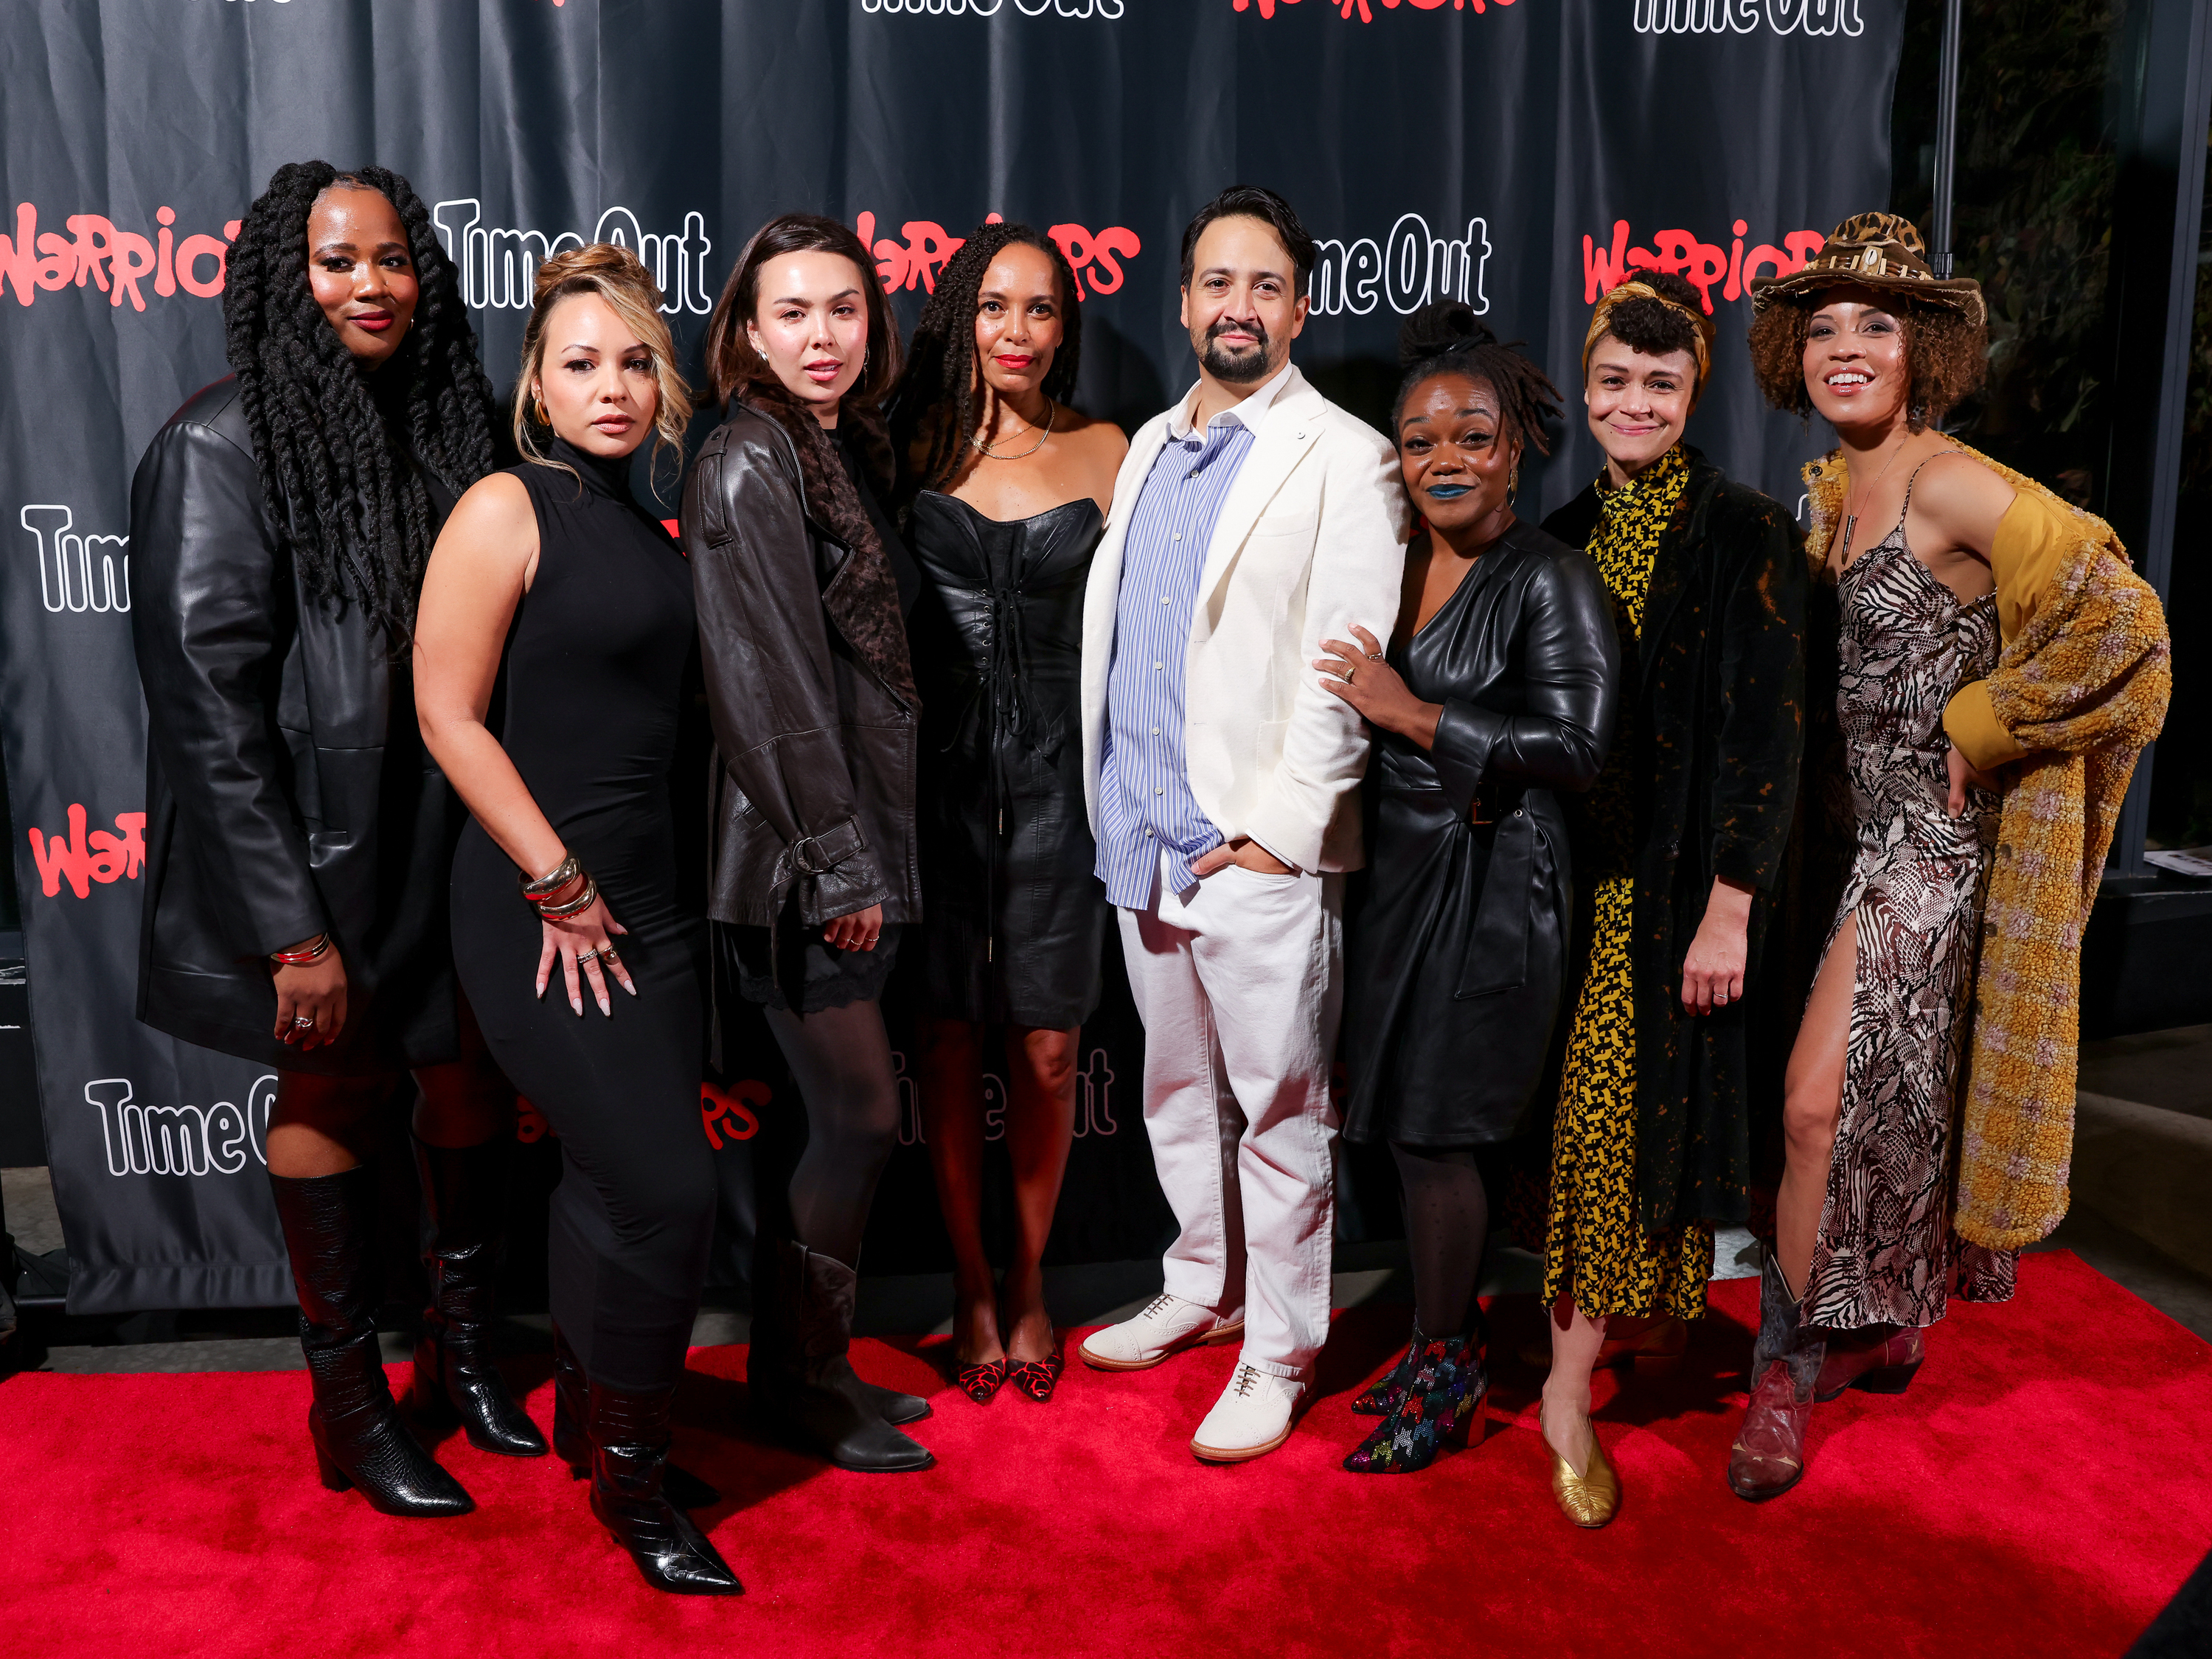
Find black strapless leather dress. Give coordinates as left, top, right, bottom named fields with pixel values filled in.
left=905, top=491, right=1108, bottom=1029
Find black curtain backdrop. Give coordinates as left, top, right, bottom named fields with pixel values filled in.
left=0, top=0, right=1899, bottom=1315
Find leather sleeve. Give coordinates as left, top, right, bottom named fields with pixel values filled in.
left=128, top=417, right=326, bottom=956
left=684, top=426, right=890, bottom=924
left=1708, top=494, right=1809, bottom=892
left=1430, top=549, right=1621, bottom=818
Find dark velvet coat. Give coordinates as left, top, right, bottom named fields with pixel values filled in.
left=1542, top=448, right=1807, bottom=1234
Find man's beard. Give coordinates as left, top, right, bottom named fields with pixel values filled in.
left=1197, top=316, right=1274, bottom=383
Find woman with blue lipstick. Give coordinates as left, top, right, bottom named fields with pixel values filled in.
left=1326, top=305, right=1620, bottom=1475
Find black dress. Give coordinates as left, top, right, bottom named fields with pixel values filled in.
left=1341, top=521, right=1619, bottom=1148
left=448, top=439, right=714, bottom=1391
left=906, top=492, right=1108, bottom=1028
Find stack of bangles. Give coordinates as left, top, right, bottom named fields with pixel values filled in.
left=268, top=933, right=330, bottom=967
left=521, top=851, right=599, bottom=919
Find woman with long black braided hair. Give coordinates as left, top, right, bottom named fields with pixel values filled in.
left=885, top=221, right=1124, bottom=1406
left=130, top=161, right=535, bottom=1518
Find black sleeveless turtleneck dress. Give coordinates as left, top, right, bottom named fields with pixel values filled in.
left=448, top=439, right=714, bottom=1394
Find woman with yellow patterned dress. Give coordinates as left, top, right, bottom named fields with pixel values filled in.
left=1523, top=270, right=1808, bottom=1526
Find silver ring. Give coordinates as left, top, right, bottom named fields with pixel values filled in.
left=575, top=949, right=599, bottom=966
left=292, top=1015, right=315, bottom=1029
left=1714, top=992, right=1730, bottom=1006
left=1367, top=651, right=1385, bottom=661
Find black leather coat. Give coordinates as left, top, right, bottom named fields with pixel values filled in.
left=1542, top=449, right=1807, bottom=1233
left=683, top=403, right=920, bottom=934
left=1342, top=521, right=1621, bottom=1146
left=128, top=377, right=465, bottom=1074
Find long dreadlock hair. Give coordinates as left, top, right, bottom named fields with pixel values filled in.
left=1390, top=301, right=1563, bottom=462
left=222, top=160, right=498, bottom=641
left=887, top=220, right=1083, bottom=504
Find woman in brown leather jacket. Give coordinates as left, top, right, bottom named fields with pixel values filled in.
left=683, top=214, right=933, bottom=1473
left=129, top=161, right=535, bottom=1517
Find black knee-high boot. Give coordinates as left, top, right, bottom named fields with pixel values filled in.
left=749, top=1239, right=933, bottom=1472
left=553, top=1323, right=720, bottom=1509
left=269, top=1167, right=473, bottom=1517
left=411, top=1136, right=547, bottom=1457
left=585, top=1376, right=742, bottom=1596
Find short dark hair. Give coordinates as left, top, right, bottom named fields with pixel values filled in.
left=704, top=212, right=901, bottom=408
left=1594, top=269, right=1705, bottom=364
left=1180, top=185, right=1317, bottom=300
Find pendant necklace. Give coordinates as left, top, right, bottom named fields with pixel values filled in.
left=969, top=398, right=1056, bottom=461
left=1839, top=440, right=1907, bottom=566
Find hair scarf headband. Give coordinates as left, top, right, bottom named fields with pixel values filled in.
left=1582, top=279, right=1715, bottom=392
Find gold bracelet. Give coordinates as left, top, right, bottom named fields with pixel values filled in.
left=535, top=876, right=599, bottom=919
left=521, top=852, right=582, bottom=900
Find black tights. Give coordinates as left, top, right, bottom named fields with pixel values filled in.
left=765, top=999, right=901, bottom=1269
left=1392, top=1143, right=1489, bottom=1338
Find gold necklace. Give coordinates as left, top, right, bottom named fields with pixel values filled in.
left=969, top=399, right=1056, bottom=461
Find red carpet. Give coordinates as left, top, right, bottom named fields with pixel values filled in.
left=4, top=1251, right=2208, bottom=1658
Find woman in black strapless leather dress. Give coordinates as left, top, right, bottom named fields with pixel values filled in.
left=888, top=223, right=1127, bottom=1406
left=417, top=245, right=738, bottom=1596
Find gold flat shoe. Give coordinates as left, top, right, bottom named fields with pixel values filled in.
left=1546, top=1418, right=1620, bottom=1528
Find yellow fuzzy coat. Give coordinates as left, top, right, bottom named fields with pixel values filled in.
left=1802, top=444, right=2171, bottom=1249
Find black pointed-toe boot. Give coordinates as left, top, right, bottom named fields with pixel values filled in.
left=410, top=1136, right=547, bottom=1458
left=585, top=1376, right=743, bottom=1596
left=751, top=1240, right=933, bottom=1472
left=270, top=1167, right=474, bottom=1517
left=552, top=1323, right=720, bottom=1509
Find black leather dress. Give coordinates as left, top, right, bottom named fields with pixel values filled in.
left=905, top=492, right=1107, bottom=1028
left=1341, top=521, right=1621, bottom=1147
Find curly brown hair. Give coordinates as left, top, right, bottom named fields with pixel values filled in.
left=1748, top=293, right=1986, bottom=432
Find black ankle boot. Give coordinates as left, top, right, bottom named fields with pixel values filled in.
left=751, top=1240, right=933, bottom=1472
left=553, top=1324, right=720, bottom=1509
left=585, top=1377, right=742, bottom=1596
left=270, top=1168, right=473, bottom=1517
left=410, top=1137, right=547, bottom=1458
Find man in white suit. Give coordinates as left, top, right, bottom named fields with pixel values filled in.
left=1076, top=186, right=1408, bottom=1461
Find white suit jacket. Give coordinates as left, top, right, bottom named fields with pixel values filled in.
left=1080, top=364, right=1410, bottom=876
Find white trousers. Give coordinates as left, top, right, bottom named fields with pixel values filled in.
left=1117, top=857, right=1343, bottom=1378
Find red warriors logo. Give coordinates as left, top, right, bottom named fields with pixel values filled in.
left=28, top=805, right=147, bottom=900
left=1234, top=0, right=1514, bottom=19
left=1, top=204, right=239, bottom=310
left=1584, top=218, right=1828, bottom=313
left=855, top=212, right=1141, bottom=300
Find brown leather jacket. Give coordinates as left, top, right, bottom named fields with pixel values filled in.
left=682, top=401, right=919, bottom=931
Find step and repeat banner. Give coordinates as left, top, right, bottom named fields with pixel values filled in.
left=1, top=0, right=1899, bottom=1313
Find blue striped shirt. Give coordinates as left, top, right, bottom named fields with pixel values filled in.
left=1096, top=370, right=1290, bottom=908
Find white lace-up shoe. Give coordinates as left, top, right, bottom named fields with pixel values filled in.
left=1077, top=1293, right=1245, bottom=1372
left=1190, top=1363, right=1307, bottom=1463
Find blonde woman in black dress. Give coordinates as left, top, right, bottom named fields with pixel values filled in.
left=417, top=244, right=737, bottom=1594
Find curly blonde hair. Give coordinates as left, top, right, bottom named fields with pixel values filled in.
left=512, top=242, right=693, bottom=495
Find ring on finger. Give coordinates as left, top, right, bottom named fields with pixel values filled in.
left=292, top=1015, right=315, bottom=1030
left=575, top=948, right=599, bottom=966
left=599, top=947, right=621, bottom=965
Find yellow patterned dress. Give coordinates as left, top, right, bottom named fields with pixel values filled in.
left=1539, top=445, right=1715, bottom=1319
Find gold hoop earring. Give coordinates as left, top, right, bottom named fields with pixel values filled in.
left=1509, top=462, right=1521, bottom=504
left=532, top=395, right=548, bottom=427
